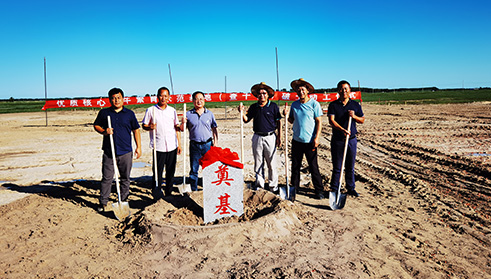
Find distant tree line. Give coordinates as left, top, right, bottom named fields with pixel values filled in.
left=313, top=87, right=490, bottom=94
left=2, top=87, right=491, bottom=101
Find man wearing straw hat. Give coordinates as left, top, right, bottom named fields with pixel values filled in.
left=238, top=82, right=282, bottom=192
left=180, top=91, right=218, bottom=191
left=93, top=87, right=142, bottom=212
left=287, top=78, right=324, bottom=200
left=142, top=87, right=182, bottom=199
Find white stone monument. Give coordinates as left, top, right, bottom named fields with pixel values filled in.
left=202, top=148, right=244, bottom=224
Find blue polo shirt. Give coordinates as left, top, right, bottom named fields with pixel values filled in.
left=289, top=98, right=323, bottom=143
left=186, top=107, right=217, bottom=142
left=94, top=107, right=140, bottom=156
left=246, top=101, right=282, bottom=133
left=327, top=99, right=364, bottom=141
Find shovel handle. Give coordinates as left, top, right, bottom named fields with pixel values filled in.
left=107, top=115, right=122, bottom=203
left=284, top=102, right=289, bottom=190
left=240, top=102, right=244, bottom=164
left=182, top=104, right=186, bottom=189
left=337, top=116, right=352, bottom=202
left=152, top=107, right=158, bottom=189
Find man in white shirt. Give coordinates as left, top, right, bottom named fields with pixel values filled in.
left=142, top=87, right=182, bottom=199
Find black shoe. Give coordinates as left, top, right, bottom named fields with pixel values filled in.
left=347, top=189, right=360, bottom=197
left=152, top=187, right=164, bottom=200
left=315, top=193, right=325, bottom=200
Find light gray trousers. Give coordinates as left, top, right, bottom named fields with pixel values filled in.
left=252, top=133, right=278, bottom=190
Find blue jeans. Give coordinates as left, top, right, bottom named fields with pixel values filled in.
left=189, top=140, right=212, bottom=191
left=330, top=137, right=357, bottom=192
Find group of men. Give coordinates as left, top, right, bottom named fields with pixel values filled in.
left=93, top=79, right=364, bottom=211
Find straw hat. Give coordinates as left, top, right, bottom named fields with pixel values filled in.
left=290, top=78, right=315, bottom=94
left=251, top=82, right=275, bottom=98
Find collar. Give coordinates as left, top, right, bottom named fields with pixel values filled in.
left=258, top=100, right=270, bottom=107
left=110, top=106, right=127, bottom=113
left=337, top=98, right=351, bottom=106
left=190, top=107, right=208, bottom=114
left=155, top=104, right=169, bottom=111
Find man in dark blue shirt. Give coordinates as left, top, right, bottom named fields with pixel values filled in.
left=93, top=88, right=141, bottom=212
left=239, top=82, right=281, bottom=192
left=328, top=80, right=365, bottom=197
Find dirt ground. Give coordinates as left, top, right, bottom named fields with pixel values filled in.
left=1, top=102, right=490, bottom=278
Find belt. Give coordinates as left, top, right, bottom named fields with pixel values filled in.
left=255, top=131, right=275, bottom=136
left=191, top=138, right=212, bottom=145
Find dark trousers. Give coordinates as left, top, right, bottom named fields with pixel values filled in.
left=153, top=149, right=177, bottom=195
left=291, top=140, right=324, bottom=195
left=330, top=137, right=357, bottom=192
left=101, top=151, right=132, bottom=205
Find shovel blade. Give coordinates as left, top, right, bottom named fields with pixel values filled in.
left=279, top=186, right=288, bottom=200
left=279, top=186, right=296, bottom=201
left=329, top=191, right=347, bottom=210
left=112, top=202, right=131, bottom=221
left=178, top=183, right=192, bottom=195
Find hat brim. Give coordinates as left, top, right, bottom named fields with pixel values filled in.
left=291, top=79, right=315, bottom=94
left=251, top=83, right=275, bottom=98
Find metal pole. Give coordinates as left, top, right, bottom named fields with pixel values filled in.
left=168, top=64, right=176, bottom=109
left=358, top=80, right=362, bottom=106
left=275, top=47, right=280, bottom=105
left=224, top=75, right=227, bottom=119
left=44, top=57, right=48, bottom=126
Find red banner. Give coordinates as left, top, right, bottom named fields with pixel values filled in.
left=41, top=91, right=362, bottom=110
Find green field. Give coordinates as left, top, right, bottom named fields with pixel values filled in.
left=361, top=88, right=491, bottom=104
left=1, top=88, right=490, bottom=114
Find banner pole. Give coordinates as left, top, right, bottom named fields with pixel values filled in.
left=168, top=64, right=176, bottom=109
left=224, top=75, right=227, bottom=119
left=275, top=47, right=280, bottom=104
left=44, top=57, right=48, bottom=126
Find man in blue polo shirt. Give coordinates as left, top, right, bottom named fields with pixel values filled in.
left=239, top=82, right=281, bottom=192
left=93, top=88, right=142, bottom=212
left=287, top=78, right=324, bottom=200
left=328, top=80, right=365, bottom=197
left=181, top=91, right=218, bottom=191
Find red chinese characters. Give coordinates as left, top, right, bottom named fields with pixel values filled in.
left=211, top=165, right=234, bottom=186
left=214, top=193, right=237, bottom=215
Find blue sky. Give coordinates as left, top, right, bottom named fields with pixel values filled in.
left=1, top=0, right=490, bottom=99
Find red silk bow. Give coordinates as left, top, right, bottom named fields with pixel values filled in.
left=199, top=146, right=244, bottom=169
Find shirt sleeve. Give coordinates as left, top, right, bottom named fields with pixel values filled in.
left=357, top=103, right=364, bottom=117
left=313, top=101, right=323, bottom=118
left=288, top=105, right=294, bottom=120
left=94, top=109, right=107, bottom=128
left=327, top=102, right=335, bottom=116
left=173, top=109, right=179, bottom=126
left=142, top=107, right=152, bottom=125
left=274, top=103, right=282, bottom=121
left=130, top=110, right=140, bottom=130
left=246, top=104, right=255, bottom=120
left=211, top=112, right=218, bottom=128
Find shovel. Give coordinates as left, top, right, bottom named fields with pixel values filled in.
left=329, top=116, right=352, bottom=210
left=279, top=103, right=295, bottom=200
left=107, top=115, right=131, bottom=221
left=178, top=103, right=192, bottom=195
left=240, top=102, right=244, bottom=164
